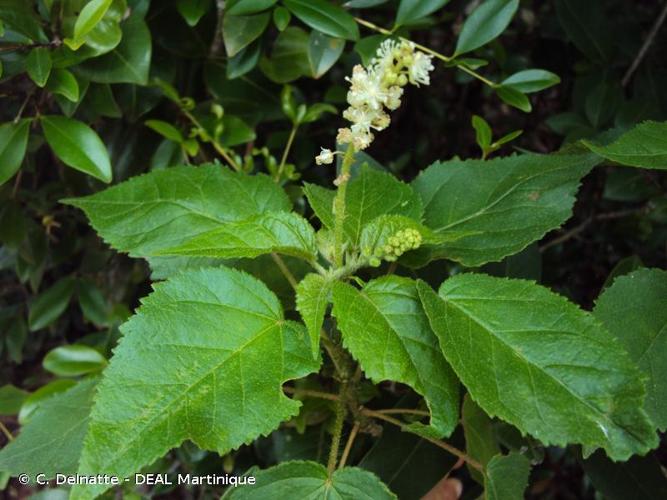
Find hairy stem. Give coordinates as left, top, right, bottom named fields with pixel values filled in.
left=327, top=382, right=348, bottom=476
left=338, top=422, right=360, bottom=469
left=333, top=146, right=356, bottom=268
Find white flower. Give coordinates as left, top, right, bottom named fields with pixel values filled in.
left=409, top=51, right=435, bottom=86
left=315, top=148, right=334, bottom=165
left=346, top=65, right=387, bottom=111
left=336, top=127, right=354, bottom=144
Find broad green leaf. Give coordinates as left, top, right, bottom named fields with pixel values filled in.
left=308, top=30, right=345, bottom=79
left=485, top=452, right=531, bottom=500
left=333, top=277, right=460, bottom=437
left=145, top=119, right=183, bottom=143
left=273, top=6, right=291, bottom=30
left=582, top=121, right=667, bottom=170
left=454, top=0, right=519, bottom=56
left=0, top=378, right=97, bottom=481
left=0, top=385, right=28, bottom=416
left=0, top=119, right=30, bottom=186
left=259, top=27, right=311, bottom=83
left=462, top=395, right=499, bottom=484
left=583, top=450, right=667, bottom=500
left=85, top=83, right=121, bottom=118
left=157, top=211, right=318, bottom=261
left=395, top=0, right=450, bottom=28
left=176, top=0, right=211, bottom=26
left=63, top=0, right=126, bottom=54
left=296, top=273, right=332, bottom=356
left=43, top=345, right=108, bottom=377
left=78, top=12, right=152, bottom=84
left=411, top=153, right=600, bottom=266
left=555, top=0, right=612, bottom=62
left=45, top=68, right=80, bottom=102
left=495, top=85, right=531, bottom=112
left=222, top=461, right=395, bottom=499
left=601, top=255, right=643, bottom=289
left=227, top=40, right=262, bottom=79
left=28, top=277, right=76, bottom=332
left=71, top=267, right=319, bottom=500
left=223, top=12, right=271, bottom=57
left=18, top=380, right=77, bottom=424
left=304, top=165, right=423, bottom=247
left=63, top=165, right=291, bottom=257
left=472, top=115, right=492, bottom=149
left=227, top=0, right=277, bottom=15
left=41, top=115, right=112, bottom=183
left=26, top=47, right=52, bottom=87
left=594, top=268, right=667, bottom=430
left=501, top=69, right=560, bottom=93
left=284, top=0, right=359, bottom=40
left=71, top=0, right=114, bottom=46
left=77, top=280, right=110, bottom=326
left=418, top=274, right=658, bottom=460
left=346, top=0, right=389, bottom=7
left=219, top=115, right=257, bottom=146
left=0, top=0, right=48, bottom=41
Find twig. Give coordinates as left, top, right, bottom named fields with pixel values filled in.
left=338, top=422, right=360, bottom=469
left=275, top=124, right=298, bottom=182
left=622, top=1, right=667, bottom=87
left=283, top=386, right=340, bottom=402
left=271, top=253, right=298, bottom=290
left=0, top=420, right=14, bottom=442
left=327, top=382, right=348, bottom=476
left=375, top=408, right=430, bottom=417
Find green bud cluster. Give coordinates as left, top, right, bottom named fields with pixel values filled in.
left=369, top=228, right=422, bottom=266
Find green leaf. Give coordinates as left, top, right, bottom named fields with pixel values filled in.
left=484, top=452, right=531, bottom=500
left=227, top=0, right=278, bottom=15
left=65, top=0, right=126, bottom=54
left=0, top=378, right=97, bottom=481
left=418, top=274, right=658, bottom=460
left=223, top=12, right=271, bottom=57
left=26, top=47, right=52, bottom=87
left=0, top=0, right=48, bottom=41
left=501, top=69, right=561, bottom=93
left=308, top=30, right=345, bottom=79
left=273, top=5, right=291, bottom=30
left=594, top=268, right=667, bottom=431
left=0, top=385, right=29, bottom=416
left=454, top=0, right=519, bottom=56
left=41, top=115, right=112, bottom=183
left=220, top=115, right=257, bottom=146
left=283, top=0, right=359, bottom=40
left=462, top=395, right=499, bottom=484
left=227, top=39, right=262, bottom=79
left=145, top=119, right=183, bottom=143
left=259, top=27, right=311, bottom=83
left=359, top=214, right=437, bottom=262
left=495, top=85, right=531, bottom=112
left=395, top=0, right=450, bottom=28
left=71, top=267, right=319, bottom=500
left=494, top=129, right=522, bottom=146
left=78, top=12, right=152, bottom=84
left=77, top=280, right=110, bottom=326
left=411, top=153, right=600, bottom=266
left=222, top=461, right=395, bottom=499
left=176, top=0, right=211, bottom=26
left=85, top=83, right=121, bottom=118
left=0, top=119, right=31, bottom=186
left=472, top=114, right=492, bottom=149
left=555, top=0, right=612, bottom=62
left=157, top=211, right=318, bottom=261
left=296, top=274, right=332, bottom=356
left=45, top=68, right=80, bottom=102
left=333, top=277, right=460, bottom=437
left=43, top=345, right=108, bottom=377
left=581, top=121, right=667, bottom=170
left=304, top=165, right=423, bottom=247
left=18, top=380, right=77, bottom=424
left=72, top=0, right=114, bottom=45
left=28, top=277, right=76, bottom=332
left=63, top=165, right=292, bottom=258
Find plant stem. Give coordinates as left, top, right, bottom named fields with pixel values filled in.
left=333, top=146, right=356, bottom=268
left=283, top=386, right=340, bottom=402
left=338, top=422, right=360, bottom=469
left=354, top=17, right=497, bottom=88
left=182, top=109, right=241, bottom=171
left=375, top=408, right=430, bottom=416
left=622, top=0, right=667, bottom=87
left=0, top=421, right=13, bottom=442
left=327, top=382, right=348, bottom=476
left=270, top=253, right=298, bottom=290
left=275, top=124, right=298, bottom=182
left=361, top=408, right=484, bottom=472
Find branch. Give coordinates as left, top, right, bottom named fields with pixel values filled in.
left=622, top=1, right=667, bottom=87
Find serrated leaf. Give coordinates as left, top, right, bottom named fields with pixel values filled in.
left=284, top=0, right=359, bottom=41
left=594, top=268, right=667, bottom=430
left=485, top=452, right=531, bottom=500
left=43, top=345, right=108, bottom=377
left=41, top=115, right=112, bottom=183
left=418, top=274, right=658, bottom=460
left=296, top=273, right=332, bottom=356
left=72, top=267, right=319, bottom=500
left=63, top=165, right=292, bottom=258
left=395, top=0, right=449, bottom=27
left=411, top=153, right=600, bottom=266
left=333, top=277, right=460, bottom=437
left=582, top=121, right=667, bottom=170
left=501, top=69, right=561, bottom=93
left=222, top=461, right=395, bottom=499
left=0, top=119, right=31, bottom=186
left=28, top=277, right=76, bottom=332
left=454, top=0, right=519, bottom=56
left=158, top=211, right=318, bottom=261
left=0, top=378, right=97, bottom=481
left=304, top=165, right=423, bottom=247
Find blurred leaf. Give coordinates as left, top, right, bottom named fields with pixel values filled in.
left=176, top=0, right=212, bottom=26
left=584, top=82, right=622, bottom=129
left=227, top=39, right=262, bottom=79
left=145, top=119, right=183, bottom=143
left=85, top=83, right=122, bottom=118
left=455, top=0, right=519, bottom=56
left=78, top=280, right=110, bottom=326
left=284, top=0, right=359, bottom=40
left=354, top=34, right=386, bottom=66
left=301, top=102, right=337, bottom=123
left=227, top=0, right=278, bottom=15
left=223, top=12, right=271, bottom=57
left=5, top=318, right=27, bottom=364
left=395, top=0, right=449, bottom=28
left=28, top=277, right=76, bottom=332
left=495, top=85, right=532, bottom=112
left=555, top=0, right=612, bottom=62
left=0, top=119, right=31, bottom=186
left=0, top=385, right=28, bottom=416
left=472, top=114, right=492, bottom=149
left=501, top=69, right=560, bottom=93
left=260, top=27, right=311, bottom=83
left=308, top=30, right=345, bottom=78
left=345, top=0, right=389, bottom=6
left=41, top=115, right=112, bottom=182
left=484, top=452, right=531, bottom=500
left=45, top=69, right=80, bottom=102
left=273, top=5, right=291, bottom=31
left=18, top=379, right=77, bottom=424
left=0, top=0, right=48, bottom=41
left=462, top=395, right=499, bottom=484
left=26, top=47, right=52, bottom=87
left=601, top=256, right=643, bottom=289
left=70, top=0, right=114, bottom=48
left=219, top=115, right=256, bottom=146
left=43, top=345, right=108, bottom=377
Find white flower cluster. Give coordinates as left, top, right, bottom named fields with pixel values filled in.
left=316, top=39, right=434, bottom=165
